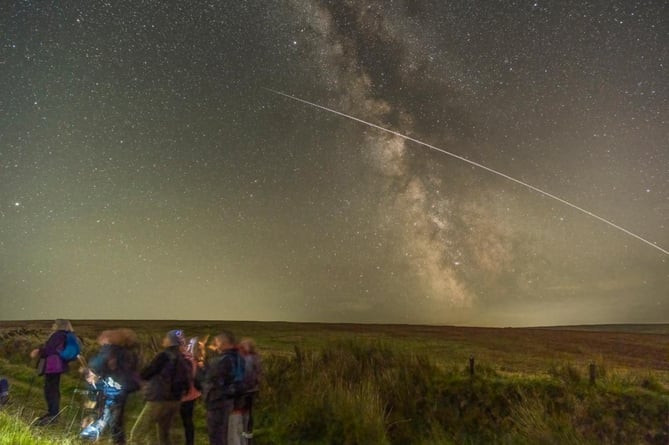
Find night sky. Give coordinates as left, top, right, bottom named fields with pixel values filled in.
left=1, top=1, right=667, bottom=326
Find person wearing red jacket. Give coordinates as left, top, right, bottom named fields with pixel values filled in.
left=180, top=336, right=202, bottom=445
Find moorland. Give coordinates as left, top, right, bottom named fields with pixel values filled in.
left=0, top=320, right=667, bottom=444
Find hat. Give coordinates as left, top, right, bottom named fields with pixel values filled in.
left=166, top=329, right=185, bottom=347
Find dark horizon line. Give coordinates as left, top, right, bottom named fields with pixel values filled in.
left=1, top=318, right=667, bottom=330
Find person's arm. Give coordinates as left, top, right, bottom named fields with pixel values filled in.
left=251, top=355, right=262, bottom=388
left=140, top=351, right=168, bottom=380
left=195, top=360, right=206, bottom=386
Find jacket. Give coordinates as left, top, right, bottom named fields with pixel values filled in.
left=242, top=352, right=261, bottom=393
left=181, top=351, right=201, bottom=403
left=89, top=343, right=140, bottom=395
left=140, top=346, right=183, bottom=401
left=39, top=330, right=68, bottom=374
left=198, top=348, right=242, bottom=409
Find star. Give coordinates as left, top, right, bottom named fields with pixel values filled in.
left=0, top=0, right=665, bottom=325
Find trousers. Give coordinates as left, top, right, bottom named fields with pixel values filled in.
left=130, top=400, right=180, bottom=445
left=44, top=373, right=61, bottom=416
left=206, top=399, right=235, bottom=445
left=180, top=400, right=196, bottom=445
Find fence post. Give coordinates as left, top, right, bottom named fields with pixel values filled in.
left=469, top=355, right=475, bottom=377
left=589, top=362, right=596, bottom=385
left=294, top=344, right=303, bottom=364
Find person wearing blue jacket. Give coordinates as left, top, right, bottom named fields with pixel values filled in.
left=81, top=329, right=140, bottom=444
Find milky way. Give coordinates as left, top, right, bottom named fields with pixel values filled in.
left=267, top=86, right=669, bottom=257
left=1, top=1, right=667, bottom=325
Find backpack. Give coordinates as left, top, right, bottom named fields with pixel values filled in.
left=0, top=377, right=8, bottom=405
left=117, top=346, right=141, bottom=393
left=166, top=350, right=192, bottom=399
left=59, top=332, right=81, bottom=362
left=232, top=352, right=246, bottom=390
left=221, top=349, right=247, bottom=397
left=242, top=354, right=260, bottom=390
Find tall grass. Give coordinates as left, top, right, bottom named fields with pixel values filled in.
left=1, top=333, right=667, bottom=444
left=510, top=394, right=587, bottom=445
left=0, top=411, right=77, bottom=445
left=257, top=339, right=668, bottom=445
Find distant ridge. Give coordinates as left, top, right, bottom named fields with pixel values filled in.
left=2, top=319, right=668, bottom=335
left=539, top=324, right=669, bottom=335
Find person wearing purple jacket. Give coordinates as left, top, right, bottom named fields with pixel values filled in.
left=30, top=319, right=73, bottom=425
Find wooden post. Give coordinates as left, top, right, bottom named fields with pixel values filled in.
left=294, top=344, right=303, bottom=364
left=589, top=362, right=596, bottom=385
left=469, top=355, right=475, bottom=377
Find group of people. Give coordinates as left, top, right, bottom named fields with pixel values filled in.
left=30, top=319, right=262, bottom=445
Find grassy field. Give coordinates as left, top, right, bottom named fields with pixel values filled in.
left=0, top=320, right=667, bottom=444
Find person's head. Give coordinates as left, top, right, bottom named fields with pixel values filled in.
left=212, top=330, right=236, bottom=352
left=53, top=319, right=73, bottom=332
left=98, top=330, right=112, bottom=345
left=238, top=337, right=256, bottom=355
left=163, top=329, right=186, bottom=348
left=100, top=328, right=137, bottom=347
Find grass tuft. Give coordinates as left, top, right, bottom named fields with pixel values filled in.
left=0, top=411, right=78, bottom=445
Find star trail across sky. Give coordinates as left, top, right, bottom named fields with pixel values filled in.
left=1, top=1, right=667, bottom=326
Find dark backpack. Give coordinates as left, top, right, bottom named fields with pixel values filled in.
left=166, top=351, right=192, bottom=399
left=242, top=354, right=260, bottom=390
left=59, top=332, right=81, bottom=362
left=0, top=377, right=8, bottom=405
left=233, top=352, right=246, bottom=390
left=114, top=345, right=141, bottom=393
left=221, top=349, right=246, bottom=397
